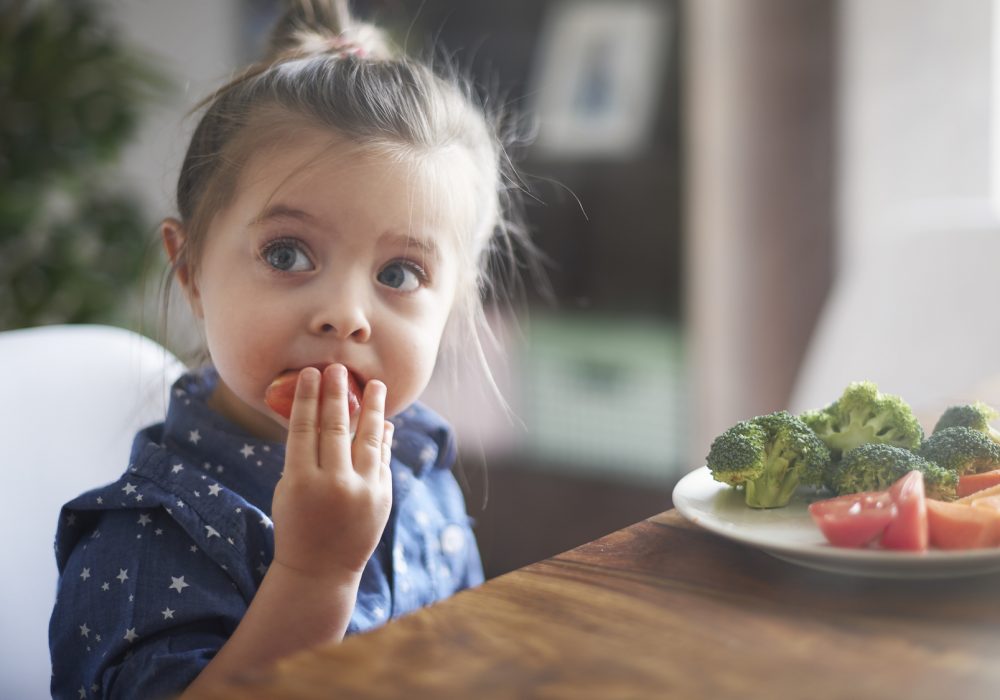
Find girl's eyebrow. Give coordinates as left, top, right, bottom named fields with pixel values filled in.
left=381, top=232, right=440, bottom=260
left=251, top=204, right=440, bottom=258
left=251, top=204, right=317, bottom=226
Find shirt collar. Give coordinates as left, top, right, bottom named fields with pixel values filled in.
left=161, top=367, right=285, bottom=513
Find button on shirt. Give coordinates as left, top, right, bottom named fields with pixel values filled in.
left=49, top=368, right=484, bottom=700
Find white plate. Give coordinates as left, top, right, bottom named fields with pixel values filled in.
left=672, top=466, right=1000, bottom=579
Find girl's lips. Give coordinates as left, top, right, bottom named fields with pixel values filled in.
left=264, top=366, right=363, bottom=420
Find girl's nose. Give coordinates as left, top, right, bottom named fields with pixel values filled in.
left=311, top=299, right=372, bottom=341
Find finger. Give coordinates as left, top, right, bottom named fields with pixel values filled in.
left=381, top=421, right=395, bottom=474
left=284, top=367, right=321, bottom=476
left=318, top=364, right=352, bottom=471
left=352, top=380, right=386, bottom=478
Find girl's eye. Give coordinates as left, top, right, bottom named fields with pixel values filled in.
left=261, top=239, right=313, bottom=272
left=377, top=261, right=424, bottom=292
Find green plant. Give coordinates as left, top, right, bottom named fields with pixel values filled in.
left=0, top=0, right=169, bottom=328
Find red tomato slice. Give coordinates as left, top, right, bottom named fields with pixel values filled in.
left=264, top=368, right=362, bottom=420
left=880, top=470, right=928, bottom=552
left=926, top=499, right=1000, bottom=549
left=957, top=469, right=1000, bottom=498
left=808, top=491, right=898, bottom=548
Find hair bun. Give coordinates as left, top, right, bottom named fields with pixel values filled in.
left=268, top=0, right=393, bottom=61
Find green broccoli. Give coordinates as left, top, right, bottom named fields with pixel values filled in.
left=799, top=381, right=924, bottom=462
left=919, top=426, right=1000, bottom=476
left=706, top=411, right=831, bottom=509
left=932, top=402, right=1000, bottom=444
left=832, top=442, right=958, bottom=501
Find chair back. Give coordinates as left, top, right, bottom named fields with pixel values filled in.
left=0, top=324, right=185, bottom=699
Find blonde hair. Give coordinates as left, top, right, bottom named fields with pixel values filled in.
left=167, top=0, right=535, bottom=407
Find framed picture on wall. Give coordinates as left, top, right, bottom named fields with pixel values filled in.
left=529, top=0, right=671, bottom=160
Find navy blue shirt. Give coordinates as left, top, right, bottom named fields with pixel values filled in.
left=49, top=369, right=483, bottom=700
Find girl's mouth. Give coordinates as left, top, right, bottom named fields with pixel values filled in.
left=264, top=366, right=363, bottom=420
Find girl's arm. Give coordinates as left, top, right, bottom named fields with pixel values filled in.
left=181, top=366, right=394, bottom=694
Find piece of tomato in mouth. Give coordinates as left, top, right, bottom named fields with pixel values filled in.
left=264, top=368, right=363, bottom=420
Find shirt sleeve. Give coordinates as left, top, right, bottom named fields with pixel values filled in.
left=50, top=507, right=246, bottom=700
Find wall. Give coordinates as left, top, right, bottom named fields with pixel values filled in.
left=107, top=0, right=242, bottom=218
left=839, top=0, right=996, bottom=268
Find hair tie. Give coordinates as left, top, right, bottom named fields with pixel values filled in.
left=324, top=34, right=367, bottom=58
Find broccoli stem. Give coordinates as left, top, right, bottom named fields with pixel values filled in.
left=744, top=452, right=801, bottom=508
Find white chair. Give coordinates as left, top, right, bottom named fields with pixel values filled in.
left=789, top=225, right=1000, bottom=429
left=0, top=324, right=185, bottom=700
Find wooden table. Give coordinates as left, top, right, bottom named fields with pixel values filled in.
left=191, top=510, right=1000, bottom=699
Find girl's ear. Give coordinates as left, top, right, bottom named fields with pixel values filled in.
left=160, top=218, right=204, bottom=318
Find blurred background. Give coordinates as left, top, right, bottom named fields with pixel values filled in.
left=5, top=0, right=1000, bottom=581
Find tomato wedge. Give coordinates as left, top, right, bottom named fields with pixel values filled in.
left=957, top=469, right=1000, bottom=498
left=925, top=499, right=1000, bottom=549
left=264, top=368, right=362, bottom=420
left=880, top=470, right=928, bottom=552
left=808, top=491, right=897, bottom=548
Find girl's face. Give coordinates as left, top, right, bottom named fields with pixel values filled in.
left=167, top=128, right=465, bottom=442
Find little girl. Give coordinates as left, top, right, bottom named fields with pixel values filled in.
left=49, top=1, right=530, bottom=697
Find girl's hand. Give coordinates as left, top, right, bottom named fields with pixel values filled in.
left=270, top=365, right=394, bottom=579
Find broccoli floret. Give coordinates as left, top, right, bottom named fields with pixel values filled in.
left=707, top=411, right=831, bottom=509
left=832, top=443, right=957, bottom=501
left=919, top=426, right=1000, bottom=476
left=799, top=381, right=924, bottom=462
left=933, top=402, right=1000, bottom=444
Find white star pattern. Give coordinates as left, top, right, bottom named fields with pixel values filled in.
left=78, top=687, right=86, bottom=699
left=80, top=567, right=90, bottom=581
left=137, top=513, right=152, bottom=527
left=162, top=607, right=175, bottom=619
left=123, top=628, right=138, bottom=643
left=79, top=623, right=90, bottom=638
left=172, top=463, right=184, bottom=474
left=189, top=429, right=201, bottom=444
left=116, top=569, right=128, bottom=584
left=66, top=513, right=76, bottom=526
left=169, top=576, right=189, bottom=593
left=208, top=483, right=222, bottom=496
left=121, top=482, right=137, bottom=495
left=394, top=545, right=408, bottom=573
left=205, top=525, right=221, bottom=539
left=240, top=444, right=255, bottom=459
left=101, top=582, right=109, bottom=591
